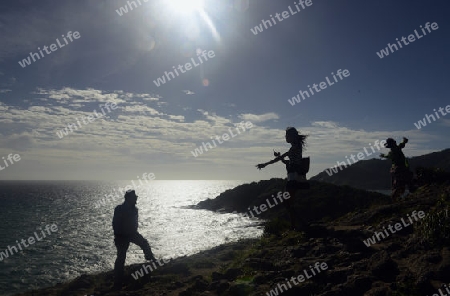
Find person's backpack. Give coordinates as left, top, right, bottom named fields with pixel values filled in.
left=297, top=157, right=310, bottom=175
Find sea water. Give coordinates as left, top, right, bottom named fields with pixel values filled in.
left=0, top=180, right=263, bottom=295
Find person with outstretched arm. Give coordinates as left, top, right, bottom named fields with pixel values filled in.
left=380, top=137, right=415, bottom=201
left=256, top=127, right=310, bottom=230
left=112, top=189, right=156, bottom=290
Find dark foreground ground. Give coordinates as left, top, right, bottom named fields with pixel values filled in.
left=15, top=180, right=450, bottom=296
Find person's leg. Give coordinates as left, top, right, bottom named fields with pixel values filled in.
left=390, top=167, right=396, bottom=201
left=130, top=232, right=155, bottom=261
left=114, top=237, right=130, bottom=289
left=394, top=185, right=405, bottom=200
left=286, top=173, right=311, bottom=230
left=393, top=169, right=407, bottom=201
left=284, top=181, right=304, bottom=230
left=406, top=170, right=416, bottom=193
left=285, top=189, right=298, bottom=229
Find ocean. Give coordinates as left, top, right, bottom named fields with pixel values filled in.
left=0, top=180, right=263, bottom=296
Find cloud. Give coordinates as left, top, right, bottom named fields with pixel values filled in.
left=239, top=112, right=279, bottom=123
left=197, top=109, right=233, bottom=126
left=182, top=90, right=195, bottom=95
left=169, top=115, right=185, bottom=121
left=0, top=88, right=445, bottom=179
left=440, top=119, right=450, bottom=127
left=34, top=87, right=127, bottom=104
left=311, top=121, right=338, bottom=129
left=0, top=133, right=35, bottom=151
left=123, top=105, right=162, bottom=116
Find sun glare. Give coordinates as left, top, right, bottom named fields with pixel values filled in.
left=167, top=0, right=205, bottom=14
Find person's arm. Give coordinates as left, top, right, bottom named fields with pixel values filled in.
left=112, top=206, right=121, bottom=234
left=256, top=151, right=289, bottom=169
left=273, top=150, right=289, bottom=165
left=380, top=151, right=392, bottom=159
left=398, top=137, right=408, bottom=149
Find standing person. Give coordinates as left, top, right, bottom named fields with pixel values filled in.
left=380, top=137, right=415, bottom=202
left=256, top=127, right=310, bottom=230
left=112, top=189, right=156, bottom=289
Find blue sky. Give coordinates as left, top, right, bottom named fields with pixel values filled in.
left=0, top=0, right=449, bottom=180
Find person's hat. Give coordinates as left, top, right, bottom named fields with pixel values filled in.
left=124, top=189, right=138, bottom=199
left=384, top=138, right=396, bottom=148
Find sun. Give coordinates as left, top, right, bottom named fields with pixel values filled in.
left=167, top=0, right=205, bottom=14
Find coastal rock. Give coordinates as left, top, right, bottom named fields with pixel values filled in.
left=16, top=181, right=450, bottom=296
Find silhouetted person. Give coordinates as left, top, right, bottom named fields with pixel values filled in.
left=380, top=137, right=415, bottom=201
left=256, top=127, right=310, bottom=230
left=112, top=189, right=156, bottom=289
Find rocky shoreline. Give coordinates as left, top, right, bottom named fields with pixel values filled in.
left=15, top=179, right=450, bottom=295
